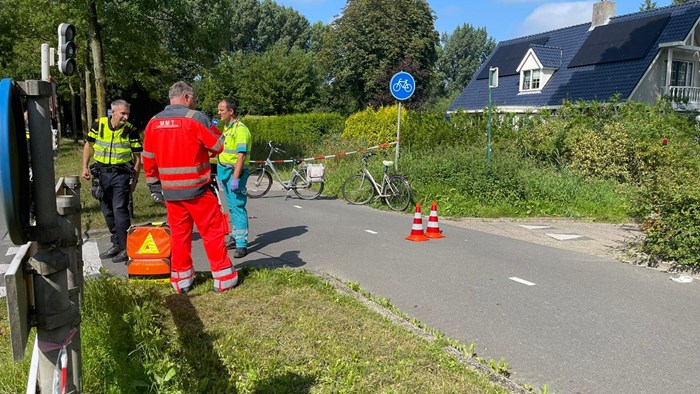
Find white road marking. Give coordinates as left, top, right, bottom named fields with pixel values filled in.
left=294, top=205, right=303, bottom=209
left=519, top=225, right=552, bottom=230
left=5, top=246, right=20, bottom=256
left=509, top=277, right=536, bottom=286
left=82, top=241, right=103, bottom=277
left=546, top=233, right=584, bottom=241
left=365, top=230, right=378, bottom=234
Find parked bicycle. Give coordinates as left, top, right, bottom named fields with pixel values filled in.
left=342, top=153, right=411, bottom=211
left=246, top=141, right=325, bottom=199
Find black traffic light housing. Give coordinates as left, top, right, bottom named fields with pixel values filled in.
left=57, top=23, right=76, bottom=76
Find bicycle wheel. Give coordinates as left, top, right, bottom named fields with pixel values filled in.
left=246, top=168, right=272, bottom=198
left=291, top=173, right=324, bottom=200
left=342, top=173, right=375, bottom=205
left=383, top=175, right=412, bottom=211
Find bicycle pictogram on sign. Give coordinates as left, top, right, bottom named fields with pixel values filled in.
left=392, top=79, right=413, bottom=93
left=389, top=71, right=415, bottom=101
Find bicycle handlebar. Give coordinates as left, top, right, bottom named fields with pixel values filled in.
left=267, top=140, right=286, bottom=154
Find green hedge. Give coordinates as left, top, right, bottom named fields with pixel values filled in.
left=242, top=113, right=345, bottom=159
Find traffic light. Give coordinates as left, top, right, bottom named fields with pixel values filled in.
left=57, top=23, right=76, bottom=76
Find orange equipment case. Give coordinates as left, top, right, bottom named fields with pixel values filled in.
left=126, top=222, right=171, bottom=281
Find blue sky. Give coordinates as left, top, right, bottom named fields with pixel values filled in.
left=275, top=0, right=678, bottom=43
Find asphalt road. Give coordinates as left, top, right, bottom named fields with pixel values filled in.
left=4, top=191, right=700, bottom=393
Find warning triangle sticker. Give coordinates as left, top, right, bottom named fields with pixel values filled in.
left=138, top=233, right=160, bottom=254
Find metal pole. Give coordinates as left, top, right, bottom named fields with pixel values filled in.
left=56, top=176, right=83, bottom=392
left=395, top=102, right=401, bottom=172
left=487, top=85, right=493, bottom=164
left=22, top=80, right=80, bottom=393
left=41, top=44, right=50, bottom=82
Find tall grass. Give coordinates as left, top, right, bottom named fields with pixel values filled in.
left=1, top=270, right=512, bottom=393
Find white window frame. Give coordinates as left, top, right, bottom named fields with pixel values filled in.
left=671, top=60, right=693, bottom=87
left=522, top=69, right=542, bottom=91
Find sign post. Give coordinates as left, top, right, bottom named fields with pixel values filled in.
left=487, top=67, right=499, bottom=164
left=389, top=71, right=415, bottom=171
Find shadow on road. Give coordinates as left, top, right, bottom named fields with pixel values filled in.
left=248, top=225, right=307, bottom=252
left=237, top=250, right=305, bottom=270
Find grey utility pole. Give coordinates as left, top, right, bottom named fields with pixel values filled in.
left=21, top=79, right=82, bottom=393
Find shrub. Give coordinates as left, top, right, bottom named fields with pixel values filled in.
left=341, top=105, right=405, bottom=145
left=242, top=113, right=345, bottom=159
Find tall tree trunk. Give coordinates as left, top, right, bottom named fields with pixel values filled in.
left=87, top=0, right=107, bottom=117
left=85, top=70, right=93, bottom=133
left=69, top=80, right=79, bottom=144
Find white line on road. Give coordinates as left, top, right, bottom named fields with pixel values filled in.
left=5, top=246, right=19, bottom=256
left=509, top=277, right=536, bottom=286
left=519, top=225, right=552, bottom=230
left=365, top=230, right=378, bottom=234
left=546, top=233, right=583, bottom=241
left=294, top=205, right=303, bottom=209
left=82, top=241, right=103, bottom=277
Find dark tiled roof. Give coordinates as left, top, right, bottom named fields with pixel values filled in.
left=449, top=3, right=700, bottom=112
left=530, top=45, right=563, bottom=68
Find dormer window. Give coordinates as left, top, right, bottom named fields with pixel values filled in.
left=516, top=45, right=561, bottom=94
left=522, top=69, right=541, bottom=90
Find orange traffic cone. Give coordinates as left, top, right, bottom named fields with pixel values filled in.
left=425, top=201, right=445, bottom=239
left=405, top=203, right=430, bottom=242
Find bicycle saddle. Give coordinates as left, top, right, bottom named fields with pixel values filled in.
left=292, top=157, right=303, bottom=165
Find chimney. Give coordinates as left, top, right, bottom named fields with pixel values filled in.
left=592, top=1, right=616, bottom=29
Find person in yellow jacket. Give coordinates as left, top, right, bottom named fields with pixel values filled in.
left=216, top=99, right=251, bottom=258
left=82, top=99, right=142, bottom=263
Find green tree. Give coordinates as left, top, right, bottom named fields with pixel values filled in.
left=220, top=0, right=311, bottom=53
left=237, top=44, right=320, bottom=115
left=320, top=0, right=439, bottom=112
left=435, top=24, right=496, bottom=98
left=639, top=0, right=657, bottom=11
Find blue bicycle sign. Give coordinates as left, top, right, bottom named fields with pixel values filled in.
left=389, top=71, right=415, bottom=101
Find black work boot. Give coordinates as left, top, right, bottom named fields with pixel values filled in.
left=99, top=245, right=121, bottom=259
left=112, top=250, right=128, bottom=263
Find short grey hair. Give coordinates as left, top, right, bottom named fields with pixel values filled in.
left=111, top=99, right=130, bottom=111
left=169, top=81, right=195, bottom=100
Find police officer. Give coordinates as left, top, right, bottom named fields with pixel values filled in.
left=216, top=99, right=251, bottom=257
left=82, top=99, right=142, bottom=263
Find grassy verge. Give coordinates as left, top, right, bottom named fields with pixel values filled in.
left=1, top=269, right=514, bottom=393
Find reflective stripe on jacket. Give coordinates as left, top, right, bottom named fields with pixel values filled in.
left=217, top=119, right=251, bottom=167
left=143, top=105, right=224, bottom=201
left=87, top=117, right=142, bottom=165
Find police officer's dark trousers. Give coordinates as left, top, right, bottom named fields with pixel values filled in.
left=99, top=166, right=131, bottom=251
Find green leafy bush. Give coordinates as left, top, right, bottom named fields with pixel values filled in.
left=341, top=105, right=405, bottom=145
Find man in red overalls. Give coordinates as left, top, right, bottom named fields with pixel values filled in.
left=142, top=81, right=238, bottom=293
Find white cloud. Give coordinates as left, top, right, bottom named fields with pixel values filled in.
left=517, top=1, right=595, bottom=36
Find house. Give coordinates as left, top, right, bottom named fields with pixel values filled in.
left=448, top=1, right=700, bottom=114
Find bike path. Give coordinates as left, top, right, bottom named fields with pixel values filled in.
left=89, top=192, right=700, bottom=394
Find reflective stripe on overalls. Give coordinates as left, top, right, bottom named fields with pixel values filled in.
left=171, top=267, right=195, bottom=293
left=212, top=267, right=239, bottom=292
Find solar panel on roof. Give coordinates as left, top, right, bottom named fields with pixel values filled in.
left=568, top=13, right=670, bottom=68
left=476, top=37, right=549, bottom=80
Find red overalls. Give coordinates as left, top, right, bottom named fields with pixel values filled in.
left=142, top=105, right=237, bottom=292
